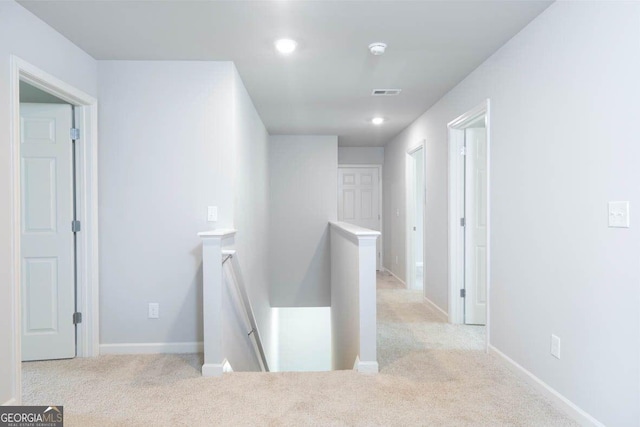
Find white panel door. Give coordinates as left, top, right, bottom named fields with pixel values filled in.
left=338, top=167, right=381, bottom=269
left=21, top=103, right=75, bottom=361
left=464, top=128, right=488, bottom=325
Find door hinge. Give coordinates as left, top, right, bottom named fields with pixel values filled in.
left=460, top=217, right=465, bottom=227
left=460, top=289, right=466, bottom=298
left=70, top=128, right=80, bottom=140
left=378, top=214, right=381, bottom=220
left=73, top=312, right=82, bottom=324
left=460, top=146, right=467, bottom=156
left=71, top=220, right=81, bottom=233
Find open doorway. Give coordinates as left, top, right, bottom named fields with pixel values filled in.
left=448, top=100, right=490, bottom=343
left=10, top=56, right=100, bottom=405
left=406, top=144, right=425, bottom=291
left=19, top=83, right=77, bottom=361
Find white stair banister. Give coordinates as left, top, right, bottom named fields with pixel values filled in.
left=198, top=228, right=237, bottom=377
left=330, top=221, right=380, bottom=373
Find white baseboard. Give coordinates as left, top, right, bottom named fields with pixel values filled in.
left=353, top=356, right=379, bottom=374
left=384, top=268, right=406, bottom=286
left=423, top=296, right=448, bottom=321
left=99, top=341, right=203, bottom=355
left=2, top=398, right=17, bottom=406
left=202, top=362, right=224, bottom=377
left=222, top=359, right=233, bottom=373
left=489, top=345, right=604, bottom=427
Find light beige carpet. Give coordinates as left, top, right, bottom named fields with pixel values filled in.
left=22, top=272, right=576, bottom=426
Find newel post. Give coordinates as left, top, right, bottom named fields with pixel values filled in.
left=198, top=229, right=236, bottom=377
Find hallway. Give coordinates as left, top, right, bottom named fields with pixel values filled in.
left=21, top=274, right=576, bottom=426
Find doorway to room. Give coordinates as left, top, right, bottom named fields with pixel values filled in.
left=10, top=56, right=100, bottom=405
left=337, top=165, right=383, bottom=270
left=19, top=83, right=77, bottom=361
left=406, top=145, right=425, bottom=291
left=448, top=101, right=490, bottom=334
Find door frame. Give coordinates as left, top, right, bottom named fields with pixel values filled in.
left=405, top=142, right=425, bottom=291
left=447, top=100, right=491, bottom=349
left=338, top=164, right=383, bottom=270
left=9, top=56, right=100, bottom=404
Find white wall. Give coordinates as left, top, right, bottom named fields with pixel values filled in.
left=330, top=222, right=379, bottom=372
left=383, top=3, right=640, bottom=425
left=338, top=147, right=384, bottom=165
left=268, top=135, right=338, bottom=307
left=98, top=61, right=236, bottom=346
left=0, top=1, right=98, bottom=404
left=271, top=307, right=331, bottom=372
left=230, top=65, right=273, bottom=367
left=221, top=262, right=261, bottom=371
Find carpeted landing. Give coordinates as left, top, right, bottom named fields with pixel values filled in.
left=22, top=272, right=577, bottom=426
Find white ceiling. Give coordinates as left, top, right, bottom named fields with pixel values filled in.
left=18, top=0, right=552, bottom=146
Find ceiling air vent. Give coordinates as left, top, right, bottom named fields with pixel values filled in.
left=372, top=89, right=402, bottom=96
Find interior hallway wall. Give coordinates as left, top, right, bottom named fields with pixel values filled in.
left=98, top=61, right=237, bottom=346
left=230, top=65, right=273, bottom=366
left=269, top=135, right=338, bottom=307
left=0, top=1, right=98, bottom=404
left=383, top=2, right=640, bottom=425
left=338, top=147, right=384, bottom=165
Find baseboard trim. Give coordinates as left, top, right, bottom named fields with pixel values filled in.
left=2, top=398, right=17, bottom=406
left=353, top=356, right=379, bottom=374
left=99, top=342, right=203, bottom=355
left=202, top=362, right=224, bottom=377
left=423, top=296, right=448, bottom=321
left=384, top=268, right=406, bottom=286
left=489, top=345, right=604, bottom=427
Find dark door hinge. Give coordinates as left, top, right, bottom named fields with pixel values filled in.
left=72, top=220, right=81, bottom=233
left=460, top=289, right=466, bottom=298
left=73, top=312, right=82, bottom=324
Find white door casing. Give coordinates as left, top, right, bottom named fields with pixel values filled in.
left=406, top=146, right=425, bottom=291
left=464, top=127, right=488, bottom=325
left=20, top=103, right=75, bottom=361
left=338, top=167, right=382, bottom=269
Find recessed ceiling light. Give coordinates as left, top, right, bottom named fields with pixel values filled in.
left=371, top=117, right=385, bottom=125
left=275, top=38, right=297, bottom=55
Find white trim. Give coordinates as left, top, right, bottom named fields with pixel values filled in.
left=9, top=56, right=100, bottom=406
left=198, top=228, right=237, bottom=238
left=384, top=268, right=406, bottom=287
left=353, top=356, right=379, bottom=374
left=2, top=399, right=18, bottom=407
left=222, top=359, right=233, bottom=373
left=99, top=342, right=204, bottom=355
left=338, top=164, right=384, bottom=270
left=405, top=142, right=425, bottom=291
left=202, top=363, right=225, bottom=377
left=489, top=345, right=604, bottom=427
left=447, top=99, right=491, bottom=353
left=423, top=296, right=448, bottom=321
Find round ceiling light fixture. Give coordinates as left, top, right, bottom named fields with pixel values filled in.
left=371, top=117, right=385, bottom=125
left=275, top=38, right=298, bottom=55
left=368, top=42, right=387, bottom=56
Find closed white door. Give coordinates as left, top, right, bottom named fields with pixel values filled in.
left=21, top=103, right=76, bottom=361
left=464, top=127, right=488, bottom=325
left=338, top=167, right=381, bottom=269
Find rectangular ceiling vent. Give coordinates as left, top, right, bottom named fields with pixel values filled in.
left=372, top=89, right=402, bottom=96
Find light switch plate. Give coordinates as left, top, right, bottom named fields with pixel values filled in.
left=207, top=206, right=218, bottom=222
left=608, top=201, right=629, bottom=228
